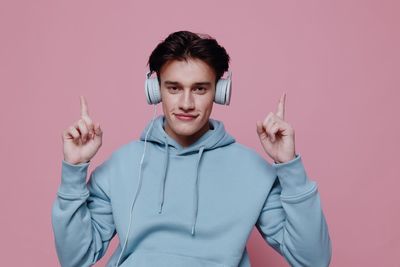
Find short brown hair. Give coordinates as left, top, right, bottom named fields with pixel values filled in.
left=147, top=30, right=230, bottom=85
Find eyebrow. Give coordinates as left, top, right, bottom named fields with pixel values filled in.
left=164, top=81, right=212, bottom=86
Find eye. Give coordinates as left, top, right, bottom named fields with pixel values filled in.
left=194, top=87, right=206, bottom=93
left=167, top=87, right=179, bottom=93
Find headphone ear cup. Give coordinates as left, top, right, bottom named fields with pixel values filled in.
left=214, top=71, right=232, bottom=105
left=145, top=72, right=161, bottom=105
left=215, top=79, right=225, bottom=105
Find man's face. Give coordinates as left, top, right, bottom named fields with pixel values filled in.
left=159, top=58, right=216, bottom=147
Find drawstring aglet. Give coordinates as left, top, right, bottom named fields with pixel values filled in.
left=191, top=225, right=195, bottom=235
left=158, top=202, right=163, bottom=214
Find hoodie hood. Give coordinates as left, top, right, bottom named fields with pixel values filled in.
left=138, top=115, right=235, bottom=236
left=140, top=115, right=235, bottom=156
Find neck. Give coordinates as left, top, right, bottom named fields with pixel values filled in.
left=164, top=120, right=211, bottom=148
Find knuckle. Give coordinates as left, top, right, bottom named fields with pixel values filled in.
left=74, top=122, right=80, bottom=129
left=71, top=129, right=79, bottom=137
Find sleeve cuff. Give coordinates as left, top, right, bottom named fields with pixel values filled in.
left=272, top=154, right=316, bottom=197
left=58, top=160, right=90, bottom=196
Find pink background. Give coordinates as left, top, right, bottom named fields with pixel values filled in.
left=1, top=0, right=399, bottom=266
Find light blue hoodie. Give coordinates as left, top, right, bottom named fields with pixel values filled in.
left=52, top=115, right=332, bottom=267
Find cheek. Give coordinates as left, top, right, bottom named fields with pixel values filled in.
left=162, top=97, right=176, bottom=110
left=200, top=97, right=214, bottom=111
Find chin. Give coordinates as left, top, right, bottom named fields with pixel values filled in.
left=172, top=125, right=201, bottom=137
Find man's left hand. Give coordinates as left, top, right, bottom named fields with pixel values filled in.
left=256, top=92, right=296, bottom=164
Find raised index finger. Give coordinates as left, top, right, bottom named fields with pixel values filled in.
left=275, top=92, right=286, bottom=120
left=80, top=95, right=90, bottom=117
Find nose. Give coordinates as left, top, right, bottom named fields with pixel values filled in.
left=179, top=89, right=195, bottom=111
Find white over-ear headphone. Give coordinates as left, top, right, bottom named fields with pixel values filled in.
left=144, top=70, right=232, bottom=105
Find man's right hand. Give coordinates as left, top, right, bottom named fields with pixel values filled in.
left=62, top=96, right=103, bottom=165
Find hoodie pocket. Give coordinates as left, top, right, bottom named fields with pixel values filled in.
left=119, top=248, right=228, bottom=267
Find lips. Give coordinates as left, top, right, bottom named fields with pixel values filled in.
left=175, top=113, right=198, bottom=121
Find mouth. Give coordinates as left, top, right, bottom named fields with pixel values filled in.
left=174, top=113, right=198, bottom=121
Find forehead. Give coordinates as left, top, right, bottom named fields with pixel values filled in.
left=160, top=59, right=215, bottom=84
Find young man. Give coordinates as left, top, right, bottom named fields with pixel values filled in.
left=52, top=31, right=332, bottom=267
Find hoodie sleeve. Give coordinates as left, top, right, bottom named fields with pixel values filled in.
left=51, top=158, right=116, bottom=267
left=255, top=154, right=332, bottom=267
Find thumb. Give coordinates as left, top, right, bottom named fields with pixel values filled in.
left=256, top=121, right=264, bottom=136
left=94, top=122, right=103, bottom=136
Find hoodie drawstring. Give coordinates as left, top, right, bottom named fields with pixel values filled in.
left=158, top=136, right=169, bottom=214
left=191, top=146, right=205, bottom=236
